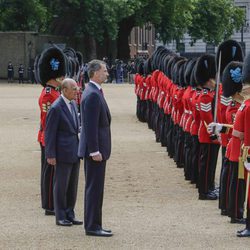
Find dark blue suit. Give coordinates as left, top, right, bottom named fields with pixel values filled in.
left=45, top=96, right=80, bottom=221
left=78, top=82, right=111, bottom=231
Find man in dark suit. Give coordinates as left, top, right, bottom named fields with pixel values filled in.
left=45, top=78, right=82, bottom=227
left=78, top=59, right=113, bottom=237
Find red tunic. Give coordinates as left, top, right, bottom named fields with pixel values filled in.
left=230, top=99, right=250, bottom=161
left=190, top=88, right=202, bottom=136
left=197, top=88, right=220, bottom=144
left=220, top=94, right=232, bottom=147
left=38, top=86, right=60, bottom=146
left=225, top=101, right=241, bottom=160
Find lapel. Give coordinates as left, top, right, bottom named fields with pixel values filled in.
left=60, top=97, right=78, bottom=131
left=88, top=82, right=111, bottom=124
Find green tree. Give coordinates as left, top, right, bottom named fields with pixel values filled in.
left=0, top=0, right=48, bottom=31
left=188, top=0, right=244, bottom=45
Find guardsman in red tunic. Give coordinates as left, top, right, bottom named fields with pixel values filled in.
left=189, top=65, right=202, bottom=186
left=182, top=59, right=197, bottom=180
left=233, top=52, right=250, bottom=237
left=208, top=62, right=244, bottom=222
left=195, top=54, right=221, bottom=200
left=173, top=60, right=187, bottom=168
left=37, top=47, right=66, bottom=215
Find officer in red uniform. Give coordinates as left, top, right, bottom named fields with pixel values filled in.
left=37, top=47, right=66, bottom=215
left=195, top=54, right=220, bottom=200
left=208, top=62, right=245, bottom=222
left=233, top=52, right=250, bottom=237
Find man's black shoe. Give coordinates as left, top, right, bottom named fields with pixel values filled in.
left=86, top=229, right=113, bottom=237
left=221, top=209, right=228, bottom=216
left=56, top=219, right=73, bottom=226
left=199, top=192, right=217, bottom=200
left=237, top=228, right=250, bottom=237
left=45, top=209, right=55, bottom=216
left=102, top=228, right=112, bottom=233
left=68, top=218, right=83, bottom=225
left=230, top=218, right=246, bottom=224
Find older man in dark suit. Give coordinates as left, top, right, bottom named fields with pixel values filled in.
left=78, top=59, right=112, bottom=237
left=45, top=78, right=82, bottom=226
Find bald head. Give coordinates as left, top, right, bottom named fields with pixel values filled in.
left=61, top=78, right=78, bottom=100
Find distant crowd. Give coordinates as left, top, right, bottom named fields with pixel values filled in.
left=6, top=54, right=148, bottom=84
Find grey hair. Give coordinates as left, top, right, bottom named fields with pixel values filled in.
left=88, top=59, right=105, bottom=78
left=61, top=78, right=75, bottom=91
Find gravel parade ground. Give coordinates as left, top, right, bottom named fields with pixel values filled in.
left=0, top=83, right=249, bottom=249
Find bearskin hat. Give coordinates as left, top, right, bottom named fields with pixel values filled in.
left=38, top=47, right=66, bottom=86
left=222, top=61, right=243, bottom=97
left=242, top=51, right=250, bottom=84
left=163, top=55, right=173, bottom=76
left=216, top=39, right=243, bottom=77
left=179, top=61, right=187, bottom=87
left=76, top=51, right=83, bottom=67
left=190, top=66, right=198, bottom=87
left=33, top=54, right=41, bottom=84
left=184, top=58, right=197, bottom=86
left=172, top=59, right=186, bottom=85
left=195, top=54, right=216, bottom=86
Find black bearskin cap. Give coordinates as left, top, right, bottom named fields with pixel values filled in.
left=216, top=39, right=243, bottom=77
left=179, top=61, right=187, bottom=87
left=76, top=51, right=83, bottom=67
left=172, top=59, right=186, bottom=85
left=195, top=54, right=216, bottom=86
left=242, top=51, right=250, bottom=84
left=34, top=54, right=41, bottom=84
left=222, top=61, right=243, bottom=97
left=190, top=66, right=198, bottom=87
left=38, top=47, right=66, bottom=86
left=184, top=58, right=197, bottom=86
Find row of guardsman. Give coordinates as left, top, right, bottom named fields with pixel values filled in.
left=134, top=40, right=250, bottom=237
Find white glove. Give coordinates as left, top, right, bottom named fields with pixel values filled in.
left=207, top=122, right=223, bottom=135
left=244, top=161, right=250, bottom=172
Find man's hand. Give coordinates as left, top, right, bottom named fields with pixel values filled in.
left=47, top=158, right=56, bottom=166
left=92, top=153, right=103, bottom=162
left=207, top=122, right=223, bottom=135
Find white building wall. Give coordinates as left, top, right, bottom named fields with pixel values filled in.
left=158, top=0, right=250, bottom=54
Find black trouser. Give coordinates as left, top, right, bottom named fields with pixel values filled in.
left=54, top=160, right=80, bottom=221
left=146, top=101, right=153, bottom=129
left=166, top=118, right=174, bottom=157
left=184, top=132, right=192, bottom=180
left=190, top=135, right=200, bottom=186
left=40, top=143, right=45, bottom=206
left=174, top=125, right=184, bottom=168
left=84, top=158, right=106, bottom=231
left=155, top=107, right=163, bottom=143
left=160, top=113, right=167, bottom=147
left=136, top=96, right=140, bottom=121
left=140, top=100, right=147, bottom=122
left=163, top=114, right=170, bottom=147
left=41, top=160, right=54, bottom=210
left=198, top=143, right=220, bottom=194
left=228, top=161, right=245, bottom=219
left=219, top=157, right=230, bottom=211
